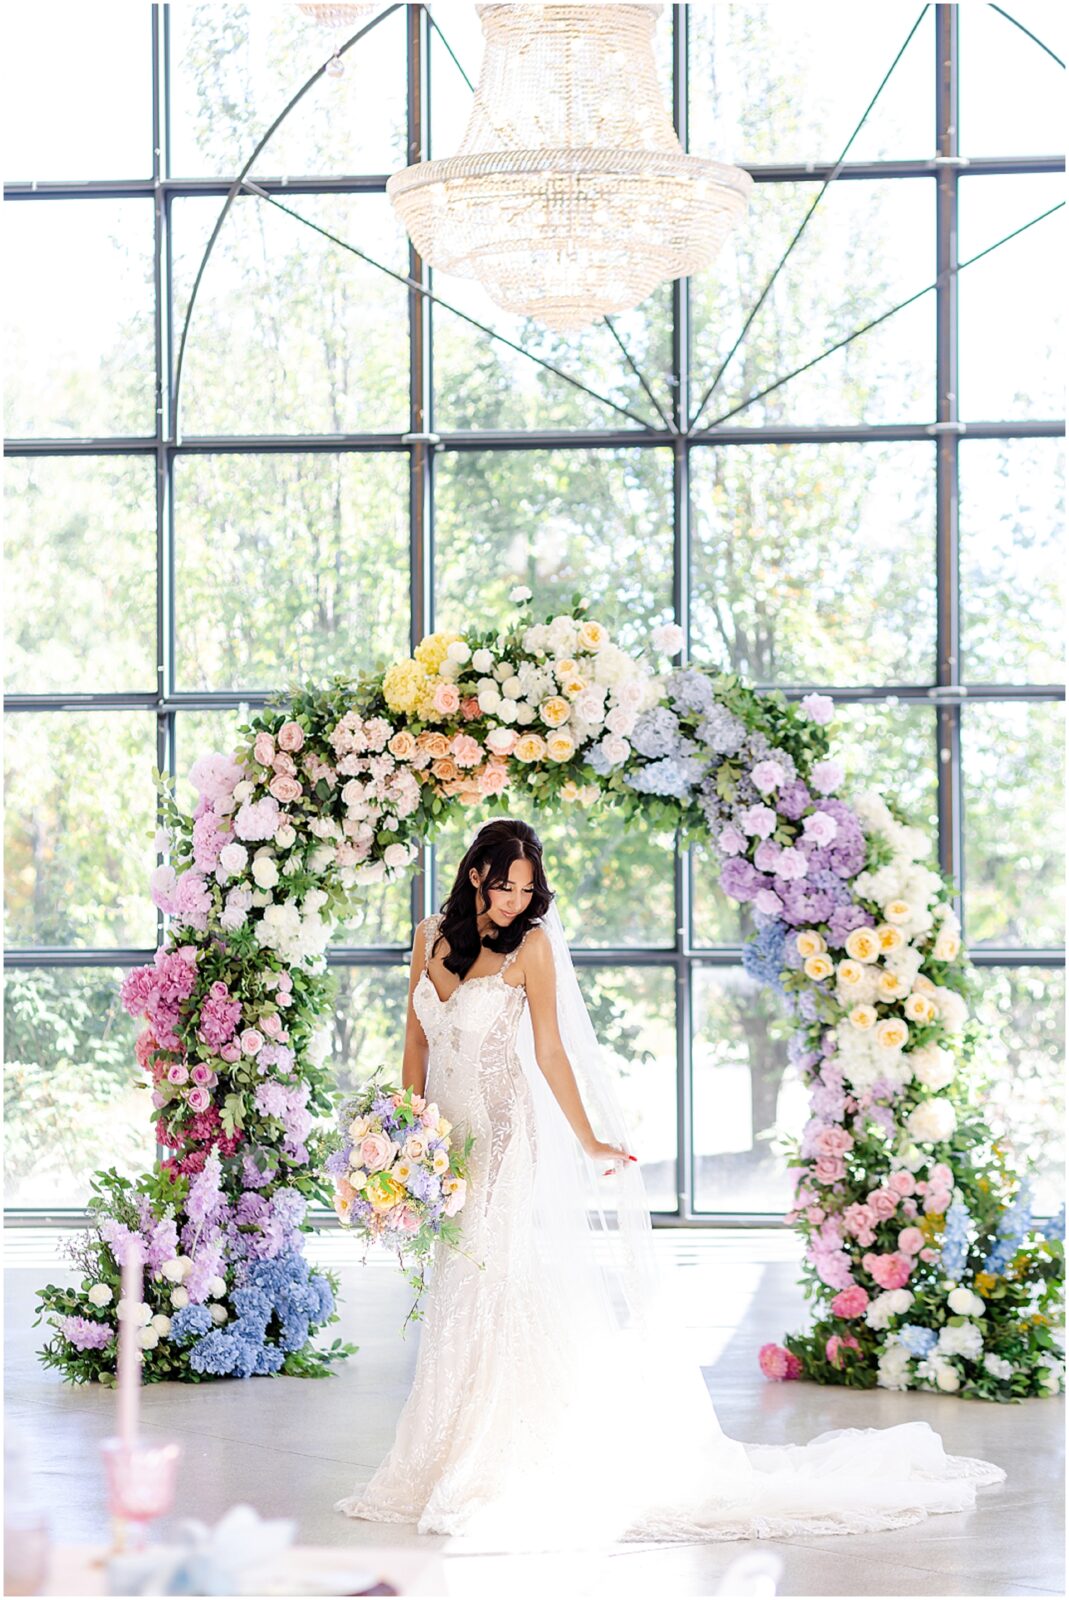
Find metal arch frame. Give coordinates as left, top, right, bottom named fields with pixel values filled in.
left=4, top=2, right=1066, bottom=1226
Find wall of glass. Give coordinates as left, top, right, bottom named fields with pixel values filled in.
left=4, top=2, right=1064, bottom=1221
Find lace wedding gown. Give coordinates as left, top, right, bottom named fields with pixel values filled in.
left=335, top=913, right=1005, bottom=1552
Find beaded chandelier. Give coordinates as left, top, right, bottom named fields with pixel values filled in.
left=387, top=3, right=753, bottom=332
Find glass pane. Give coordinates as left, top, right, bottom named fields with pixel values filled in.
left=4, top=713, right=158, bottom=949
left=169, top=2, right=406, bottom=178
left=693, top=966, right=807, bottom=1214
left=3, top=457, right=156, bottom=694
left=329, top=965, right=412, bottom=1101
left=960, top=438, right=1066, bottom=685
left=2, top=10, right=152, bottom=181
left=4, top=200, right=155, bottom=438
left=963, top=701, right=1065, bottom=946
left=690, top=179, right=935, bottom=429
left=172, top=194, right=408, bottom=434
left=961, top=2, right=1066, bottom=156
left=174, top=452, right=409, bottom=691
left=690, top=443, right=936, bottom=684
left=958, top=174, right=1065, bottom=421
left=578, top=966, right=677, bottom=1212
left=4, top=966, right=156, bottom=1209
left=690, top=5, right=933, bottom=165
left=434, top=449, right=674, bottom=654
left=975, top=965, right=1065, bottom=1218
left=431, top=808, right=676, bottom=948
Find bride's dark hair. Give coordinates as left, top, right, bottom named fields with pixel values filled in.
left=433, top=818, right=555, bottom=980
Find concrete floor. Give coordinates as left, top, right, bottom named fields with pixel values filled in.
left=5, top=1227, right=1063, bottom=1598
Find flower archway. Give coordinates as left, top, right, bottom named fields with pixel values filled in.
left=36, top=595, right=1063, bottom=1399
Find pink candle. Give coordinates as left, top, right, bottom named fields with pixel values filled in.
left=117, top=1239, right=143, bottom=1455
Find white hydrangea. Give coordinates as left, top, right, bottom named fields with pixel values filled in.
left=937, top=1321, right=984, bottom=1361
left=916, top=1355, right=961, bottom=1392
left=983, top=1352, right=1014, bottom=1381
left=877, top=1341, right=913, bottom=1391
left=906, top=1097, right=957, bottom=1144
left=865, top=1288, right=914, bottom=1329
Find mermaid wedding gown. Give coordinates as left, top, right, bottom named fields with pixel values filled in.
left=335, top=913, right=1005, bottom=1552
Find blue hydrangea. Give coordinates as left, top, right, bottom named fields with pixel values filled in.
left=984, top=1181, right=1034, bottom=1275
left=695, top=704, right=746, bottom=756
left=896, top=1324, right=937, bottom=1358
left=169, top=1304, right=214, bottom=1343
left=742, top=921, right=789, bottom=995
left=182, top=1248, right=334, bottom=1381
left=630, top=705, right=683, bottom=759
left=624, top=755, right=705, bottom=798
left=666, top=669, right=715, bottom=714
left=940, top=1196, right=972, bottom=1282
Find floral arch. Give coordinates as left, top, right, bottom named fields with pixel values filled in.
left=36, top=594, right=1063, bottom=1400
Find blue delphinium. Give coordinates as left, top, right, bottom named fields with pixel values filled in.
left=896, top=1324, right=938, bottom=1358
left=940, top=1196, right=972, bottom=1282
left=984, top=1181, right=1034, bottom=1275
left=1041, top=1202, right=1066, bottom=1242
left=742, top=921, right=790, bottom=996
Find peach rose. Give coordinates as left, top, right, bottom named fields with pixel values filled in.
left=416, top=730, right=450, bottom=759
left=433, top=682, right=461, bottom=715
left=359, top=1132, right=395, bottom=1172
left=277, top=720, right=305, bottom=752
left=546, top=730, right=576, bottom=763
left=431, top=755, right=460, bottom=782
left=478, top=761, right=510, bottom=796
left=450, top=733, right=482, bottom=768
left=269, top=774, right=303, bottom=804
left=514, top=733, right=547, bottom=763
left=388, top=730, right=416, bottom=760
left=460, top=696, right=482, bottom=721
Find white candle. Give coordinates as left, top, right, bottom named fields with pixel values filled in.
left=117, top=1239, right=143, bottom=1455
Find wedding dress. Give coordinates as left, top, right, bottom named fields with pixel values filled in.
left=335, top=905, right=1005, bottom=1553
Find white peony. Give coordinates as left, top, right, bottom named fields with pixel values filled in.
left=477, top=688, right=502, bottom=714
left=87, top=1283, right=113, bottom=1307
left=150, top=1314, right=172, bottom=1336
left=877, top=1343, right=913, bottom=1391
left=508, top=585, right=532, bottom=603
left=909, top=1044, right=956, bottom=1091
left=906, top=1097, right=957, bottom=1144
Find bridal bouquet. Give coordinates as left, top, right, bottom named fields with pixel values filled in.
left=325, top=1075, right=475, bottom=1329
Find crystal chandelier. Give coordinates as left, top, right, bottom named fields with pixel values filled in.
left=297, top=4, right=378, bottom=76
left=387, top=3, right=753, bottom=332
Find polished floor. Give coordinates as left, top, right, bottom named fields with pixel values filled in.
left=5, top=1226, right=1063, bottom=1598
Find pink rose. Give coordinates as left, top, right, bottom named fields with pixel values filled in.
left=758, top=1342, right=801, bottom=1381
left=398, top=1205, right=421, bottom=1234
left=862, top=1250, right=913, bottom=1290
left=920, top=1247, right=938, bottom=1262
left=924, top=1188, right=951, bottom=1215
left=889, top=1169, right=916, bottom=1196
left=805, top=1205, right=825, bottom=1224
left=261, top=1013, right=283, bottom=1037
left=167, top=1064, right=189, bottom=1085
left=359, top=1132, right=394, bottom=1172
left=253, top=733, right=275, bottom=766
left=209, top=980, right=229, bottom=1001
left=485, top=727, right=519, bottom=757
left=433, top=682, right=461, bottom=716
left=271, top=751, right=297, bottom=776
left=929, top=1162, right=953, bottom=1189
left=277, top=721, right=305, bottom=752
left=816, top=1125, right=854, bottom=1157
left=813, top=1154, right=845, bottom=1185
left=843, top=1201, right=877, bottom=1239
left=867, top=1188, right=898, bottom=1220
left=826, top=1333, right=861, bottom=1369
left=191, top=1063, right=213, bottom=1086
left=220, top=1041, right=241, bottom=1063
left=898, top=1226, right=925, bottom=1255
left=830, top=1285, right=869, bottom=1318
left=151, top=1090, right=166, bottom=1109
left=240, top=1029, right=264, bottom=1056
left=269, top=774, right=303, bottom=804
left=335, top=841, right=359, bottom=866
left=187, top=1086, right=212, bottom=1113
left=477, top=763, right=510, bottom=796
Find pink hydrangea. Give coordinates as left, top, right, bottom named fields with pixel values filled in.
left=758, top=1342, right=802, bottom=1381
left=830, top=1285, right=870, bottom=1318
left=192, top=809, right=228, bottom=873
left=233, top=795, right=281, bottom=841
left=188, top=752, right=245, bottom=806
left=172, top=870, right=212, bottom=932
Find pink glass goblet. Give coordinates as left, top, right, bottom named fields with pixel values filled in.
left=99, top=1438, right=181, bottom=1553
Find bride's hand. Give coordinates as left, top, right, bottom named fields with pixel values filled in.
left=584, top=1139, right=637, bottom=1176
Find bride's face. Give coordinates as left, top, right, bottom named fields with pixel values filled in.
left=469, top=856, right=535, bottom=928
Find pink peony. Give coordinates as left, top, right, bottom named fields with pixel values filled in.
left=862, top=1250, right=914, bottom=1290
left=277, top=721, right=305, bottom=753
left=929, top=1162, right=954, bottom=1189
left=718, top=824, right=747, bottom=855
left=843, top=1201, right=877, bottom=1241
left=759, top=1342, right=801, bottom=1381
left=831, top=1285, right=870, bottom=1318
left=898, top=1226, right=925, bottom=1255
left=826, top=1333, right=861, bottom=1368
left=900, top=1197, right=919, bottom=1219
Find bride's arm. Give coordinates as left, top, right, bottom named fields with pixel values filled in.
left=524, top=928, right=633, bottom=1166
left=401, top=919, right=431, bottom=1099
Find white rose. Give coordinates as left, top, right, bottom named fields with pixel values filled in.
left=933, top=927, right=961, bottom=961
left=138, top=1326, right=160, bottom=1350
left=160, top=1258, right=186, bottom=1284
left=651, top=622, right=685, bottom=656
left=353, top=860, right=386, bottom=885
left=477, top=688, right=502, bottom=714
left=493, top=660, right=514, bottom=681
left=935, top=1361, right=961, bottom=1392
left=149, top=1314, right=171, bottom=1336
left=308, top=844, right=335, bottom=873
left=252, top=855, right=279, bottom=889
left=209, top=1304, right=229, bottom=1326
left=948, top=1287, right=985, bottom=1318
left=218, top=842, right=248, bottom=878
left=497, top=698, right=518, bottom=722
left=232, top=779, right=254, bottom=804
left=906, top=1098, right=957, bottom=1144
left=383, top=843, right=409, bottom=869
left=509, top=585, right=533, bottom=602
left=274, top=823, right=297, bottom=849
left=170, top=1286, right=190, bottom=1309
left=87, top=1283, right=113, bottom=1308
left=447, top=640, right=471, bottom=663
left=502, top=675, right=523, bottom=698
left=600, top=734, right=630, bottom=767
left=472, top=648, right=494, bottom=672
left=515, top=703, right=536, bottom=725
left=932, top=986, right=968, bottom=1032
left=207, top=1276, right=227, bottom=1300
left=116, top=1297, right=152, bottom=1324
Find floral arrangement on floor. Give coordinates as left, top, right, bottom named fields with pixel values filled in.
left=326, top=1074, right=476, bottom=1331
left=35, top=591, right=1063, bottom=1396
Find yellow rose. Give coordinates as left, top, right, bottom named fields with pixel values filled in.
left=795, top=930, right=827, bottom=958
left=514, top=733, right=548, bottom=763
left=883, top=899, right=913, bottom=925
left=836, top=959, right=865, bottom=987
left=367, top=1173, right=405, bottom=1213
left=546, top=731, right=576, bottom=764
left=561, top=675, right=586, bottom=696
left=904, top=991, right=936, bottom=1023
left=414, top=631, right=463, bottom=674
left=848, top=1004, right=878, bottom=1030
left=875, top=1017, right=909, bottom=1050
left=876, top=923, right=904, bottom=951
left=577, top=620, right=608, bottom=652
left=877, top=969, right=910, bottom=999
left=803, top=954, right=833, bottom=981
left=845, top=927, right=880, bottom=963
left=560, top=779, right=581, bottom=802
left=540, top=696, right=572, bottom=728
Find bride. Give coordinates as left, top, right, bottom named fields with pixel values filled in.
left=335, top=817, right=1005, bottom=1551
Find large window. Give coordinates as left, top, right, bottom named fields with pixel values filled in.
left=4, top=3, right=1064, bottom=1220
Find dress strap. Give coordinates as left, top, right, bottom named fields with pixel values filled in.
left=421, top=913, right=442, bottom=972
left=499, top=924, right=535, bottom=974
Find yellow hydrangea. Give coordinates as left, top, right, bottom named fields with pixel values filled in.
left=414, top=631, right=463, bottom=674
left=383, top=657, right=431, bottom=714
